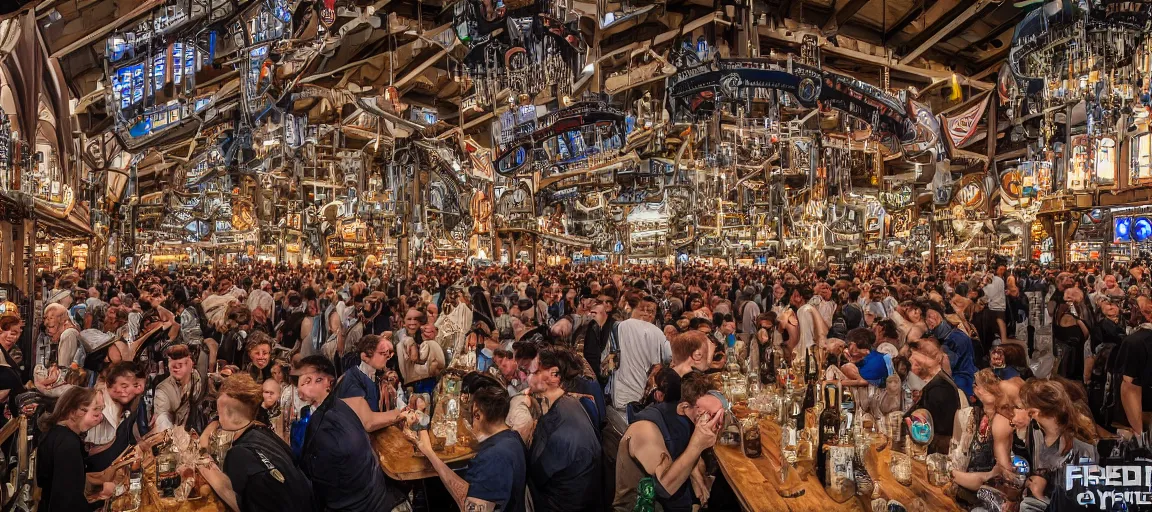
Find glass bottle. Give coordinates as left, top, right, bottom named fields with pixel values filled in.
left=817, top=383, right=841, bottom=485
left=156, top=442, right=179, bottom=497
left=741, top=414, right=761, bottom=458
left=127, top=460, right=143, bottom=512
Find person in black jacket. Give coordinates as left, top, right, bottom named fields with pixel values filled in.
left=199, top=374, right=315, bottom=512
left=584, top=301, right=611, bottom=385
left=294, top=355, right=409, bottom=512
left=36, top=387, right=114, bottom=512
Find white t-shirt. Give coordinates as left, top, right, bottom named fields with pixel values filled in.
left=984, top=276, right=1006, bottom=312
left=611, top=318, right=671, bottom=409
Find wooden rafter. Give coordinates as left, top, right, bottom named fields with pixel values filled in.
left=47, top=0, right=165, bottom=59
left=822, top=0, right=872, bottom=35
left=883, top=0, right=938, bottom=41
left=759, top=26, right=994, bottom=89
left=899, top=0, right=997, bottom=65
left=960, top=10, right=1025, bottom=52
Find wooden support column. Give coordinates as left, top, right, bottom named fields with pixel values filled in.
left=986, top=94, right=998, bottom=221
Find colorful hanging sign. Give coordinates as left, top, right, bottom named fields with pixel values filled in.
left=942, top=92, right=991, bottom=148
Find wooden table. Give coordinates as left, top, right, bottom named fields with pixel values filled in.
left=371, top=416, right=478, bottom=481
left=105, top=450, right=226, bottom=512
left=713, top=413, right=964, bottom=512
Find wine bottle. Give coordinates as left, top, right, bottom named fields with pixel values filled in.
left=816, top=382, right=841, bottom=484
left=760, top=340, right=776, bottom=385
left=805, top=346, right=818, bottom=383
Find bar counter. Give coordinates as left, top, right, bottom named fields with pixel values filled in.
left=714, top=407, right=964, bottom=512
left=371, top=415, right=478, bottom=481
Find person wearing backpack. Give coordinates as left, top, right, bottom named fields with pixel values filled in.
left=613, top=371, right=724, bottom=512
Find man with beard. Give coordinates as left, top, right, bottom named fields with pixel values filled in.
left=44, top=303, right=81, bottom=369
left=905, top=337, right=966, bottom=453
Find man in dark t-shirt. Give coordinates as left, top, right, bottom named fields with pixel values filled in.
left=200, top=374, right=314, bottom=512
left=906, top=337, right=964, bottom=452
left=1116, top=296, right=1152, bottom=434
left=410, top=385, right=527, bottom=511
left=295, top=356, right=407, bottom=512
left=334, top=334, right=403, bottom=431
left=526, top=349, right=602, bottom=511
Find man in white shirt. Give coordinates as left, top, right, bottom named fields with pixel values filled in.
left=611, top=295, right=671, bottom=410
left=245, top=279, right=276, bottom=326
left=813, top=282, right=836, bottom=326
left=983, top=265, right=1008, bottom=345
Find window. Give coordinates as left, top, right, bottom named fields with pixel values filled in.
left=1132, top=133, right=1152, bottom=182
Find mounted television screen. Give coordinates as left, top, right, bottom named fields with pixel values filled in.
left=1114, top=216, right=1131, bottom=243
left=1132, top=217, right=1152, bottom=242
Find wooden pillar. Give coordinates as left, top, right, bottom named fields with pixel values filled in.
left=928, top=204, right=937, bottom=273
left=986, top=94, right=998, bottom=221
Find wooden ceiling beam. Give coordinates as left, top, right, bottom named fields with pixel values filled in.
left=759, top=26, right=994, bottom=89
left=899, top=0, right=997, bottom=65
left=883, top=0, right=938, bottom=41
left=960, top=10, right=1025, bottom=52
left=48, top=0, right=165, bottom=59
left=970, top=46, right=1010, bottom=79
left=822, top=0, right=873, bottom=34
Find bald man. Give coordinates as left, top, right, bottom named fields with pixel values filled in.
left=44, top=303, right=81, bottom=368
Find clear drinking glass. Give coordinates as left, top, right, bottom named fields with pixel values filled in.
left=926, top=453, right=950, bottom=486
left=889, top=451, right=912, bottom=486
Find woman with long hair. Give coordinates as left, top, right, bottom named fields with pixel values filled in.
left=36, top=387, right=111, bottom=511
left=951, top=369, right=1023, bottom=492
left=1018, top=379, right=1098, bottom=507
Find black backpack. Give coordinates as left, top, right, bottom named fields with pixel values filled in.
left=829, top=308, right=849, bottom=340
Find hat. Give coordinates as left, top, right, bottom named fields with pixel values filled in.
left=47, top=289, right=71, bottom=306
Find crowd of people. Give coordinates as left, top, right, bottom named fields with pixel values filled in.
left=14, top=258, right=1152, bottom=511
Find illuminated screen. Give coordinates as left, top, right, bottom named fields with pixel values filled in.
left=1115, top=216, right=1131, bottom=243
left=1133, top=217, right=1152, bottom=242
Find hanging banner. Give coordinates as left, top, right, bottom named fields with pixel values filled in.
left=942, top=92, right=991, bottom=149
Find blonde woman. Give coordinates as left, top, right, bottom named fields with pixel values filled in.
left=950, top=369, right=1022, bottom=491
